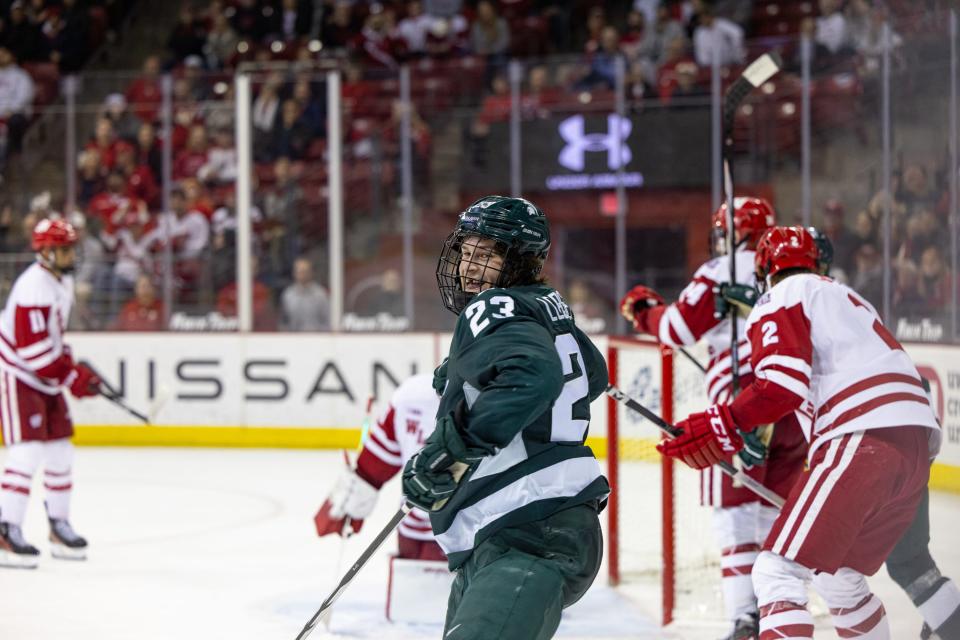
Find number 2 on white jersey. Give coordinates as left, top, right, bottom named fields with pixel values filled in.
left=551, top=333, right=590, bottom=443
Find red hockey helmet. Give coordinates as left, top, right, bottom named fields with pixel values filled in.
left=754, top=226, right=819, bottom=285
left=711, top=197, right=777, bottom=253
left=32, top=218, right=78, bottom=251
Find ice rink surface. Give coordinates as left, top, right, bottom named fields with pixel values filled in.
left=0, top=447, right=957, bottom=640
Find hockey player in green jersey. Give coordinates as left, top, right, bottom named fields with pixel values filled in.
left=401, top=195, right=610, bottom=640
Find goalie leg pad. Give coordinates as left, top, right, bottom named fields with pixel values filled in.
left=386, top=557, right=454, bottom=624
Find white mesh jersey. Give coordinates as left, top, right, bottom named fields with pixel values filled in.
left=738, top=273, right=940, bottom=458
left=658, top=250, right=757, bottom=403
left=357, top=373, right=440, bottom=541
left=0, top=262, right=75, bottom=395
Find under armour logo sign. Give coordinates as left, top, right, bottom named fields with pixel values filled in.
left=558, top=114, right=632, bottom=172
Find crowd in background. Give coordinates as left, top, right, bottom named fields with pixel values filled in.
left=0, top=0, right=953, bottom=334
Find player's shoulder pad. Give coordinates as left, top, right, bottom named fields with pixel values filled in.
left=13, top=263, right=60, bottom=305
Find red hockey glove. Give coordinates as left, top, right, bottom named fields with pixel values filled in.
left=619, top=285, right=664, bottom=331
left=65, top=363, right=101, bottom=399
left=313, top=469, right=379, bottom=537
left=657, top=404, right=743, bottom=470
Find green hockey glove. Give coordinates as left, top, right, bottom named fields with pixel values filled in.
left=714, top=283, right=760, bottom=319
left=737, top=427, right=769, bottom=469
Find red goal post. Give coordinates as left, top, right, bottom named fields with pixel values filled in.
left=605, top=336, right=719, bottom=627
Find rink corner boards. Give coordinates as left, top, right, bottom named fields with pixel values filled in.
left=71, top=425, right=960, bottom=496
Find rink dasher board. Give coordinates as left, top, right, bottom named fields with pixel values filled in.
left=61, top=333, right=960, bottom=493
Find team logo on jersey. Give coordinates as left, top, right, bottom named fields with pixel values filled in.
left=558, top=114, right=632, bottom=172
left=29, top=414, right=42, bottom=429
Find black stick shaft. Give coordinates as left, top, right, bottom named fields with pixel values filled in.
left=677, top=347, right=707, bottom=374
left=605, top=384, right=784, bottom=508
left=295, top=505, right=410, bottom=640
left=98, top=389, right=150, bottom=424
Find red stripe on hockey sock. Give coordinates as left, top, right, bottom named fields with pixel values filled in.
left=4, top=468, right=31, bottom=479
left=44, top=469, right=70, bottom=477
left=1, top=483, right=29, bottom=495
left=760, top=601, right=807, bottom=616
left=836, top=602, right=886, bottom=638
left=830, top=595, right=873, bottom=616
left=723, top=543, right=761, bottom=556
left=43, top=483, right=72, bottom=491
left=722, top=564, right=754, bottom=577
left=760, top=624, right=814, bottom=640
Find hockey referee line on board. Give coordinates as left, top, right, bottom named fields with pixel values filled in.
left=605, top=383, right=785, bottom=508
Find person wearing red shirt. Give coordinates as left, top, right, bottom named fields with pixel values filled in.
left=124, top=55, right=162, bottom=123
left=84, top=117, right=119, bottom=171
left=114, top=141, right=160, bottom=209
left=112, top=275, right=165, bottom=331
left=216, top=254, right=278, bottom=331
left=173, top=124, right=209, bottom=181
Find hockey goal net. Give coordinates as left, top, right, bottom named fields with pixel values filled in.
left=605, top=336, right=722, bottom=627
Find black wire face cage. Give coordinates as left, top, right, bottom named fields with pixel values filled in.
left=436, top=232, right=510, bottom=315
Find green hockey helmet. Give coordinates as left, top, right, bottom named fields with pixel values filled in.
left=436, top=196, right=551, bottom=314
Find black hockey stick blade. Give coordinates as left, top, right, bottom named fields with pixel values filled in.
left=604, top=384, right=784, bottom=508
left=722, top=52, right=782, bottom=129
left=295, top=505, right=411, bottom=640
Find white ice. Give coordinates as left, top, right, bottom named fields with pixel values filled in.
left=0, top=448, right=957, bottom=640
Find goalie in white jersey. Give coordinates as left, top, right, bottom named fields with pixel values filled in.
left=0, top=219, right=102, bottom=568
left=659, top=226, right=940, bottom=640
left=315, top=372, right=444, bottom=560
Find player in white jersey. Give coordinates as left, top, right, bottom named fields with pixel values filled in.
left=0, top=219, right=102, bottom=568
left=659, top=226, right=940, bottom=640
left=620, top=198, right=806, bottom=639
left=315, top=373, right=443, bottom=561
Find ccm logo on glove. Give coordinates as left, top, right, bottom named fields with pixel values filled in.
left=709, top=406, right=737, bottom=453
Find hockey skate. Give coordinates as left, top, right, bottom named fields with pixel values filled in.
left=719, top=612, right=759, bottom=640
left=0, top=521, right=40, bottom=569
left=49, top=518, right=87, bottom=561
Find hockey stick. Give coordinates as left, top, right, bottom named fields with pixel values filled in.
left=98, top=389, right=150, bottom=425
left=605, top=384, right=784, bottom=508
left=295, top=461, right=469, bottom=640
left=721, top=53, right=781, bottom=397
left=296, top=504, right=412, bottom=640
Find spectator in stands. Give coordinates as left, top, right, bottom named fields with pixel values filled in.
left=111, top=208, right=158, bottom=294
left=425, top=12, right=467, bottom=59
left=125, top=55, right=163, bottom=123
left=663, top=60, right=706, bottom=106
left=154, top=186, right=209, bottom=301
left=350, top=268, right=405, bottom=318
left=692, top=4, right=744, bottom=67
left=0, top=46, right=34, bottom=161
left=356, top=7, right=401, bottom=69
left=86, top=116, right=120, bottom=169
left=261, top=155, right=303, bottom=266
left=4, top=1, right=44, bottom=63
left=320, top=1, right=357, bottom=52
left=182, top=177, right=214, bottom=219
left=521, top=64, right=559, bottom=118
left=397, top=0, right=431, bottom=57
left=848, top=0, right=902, bottom=77
left=174, top=123, right=209, bottom=180
left=576, top=26, right=625, bottom=91
left=582, top=7, right=608, bottom=55
left=53, top=0, right=90, bottom=73
left=88, top=171, right=148, bottom=235
left=815, top=0, right=852, bottom=56
left=637, top=4, right=686, bottom=69
left=620, top=10, right=647, bottom=62
left=269, top=0, right=313, bottom=42
left=77, top=148, right=105, bottom=208
left=280, top=257, right=330, bottom=331
left=216, top=253, right=278, bottom=331
left=101, top=93, right=140, bottom=141
left=168, top=4, right=206, bottom=65
left=68, top=210, right=109, bottom=297
left=112, top=274, right=165, bottom=331
left=821, top=199, right=856, bottom=280
left=197, top=127, right=237, bottom=185
left=203, top=8, right=239, bottom=70
left=115, top=141, right=160, bottom=209
left=252, top=71, right=283, bottom=157
left=898, top=163, right=939, bottom=216
left=231, top=0, right=267, bottom=42
left=470, top=0, right=509, bottom=74
left=292, top=78, right=324, bottom=137
left=135, top=121, right=162, bottom=181
left=916, top=245, right=953, bottom=315
left=470, top=73, right=510, bottom=160
left=268, top=99, right=311, bottom=161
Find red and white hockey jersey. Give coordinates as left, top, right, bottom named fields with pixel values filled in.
left=731, top=273, right=939, bottom=458
left=651, top=250, right=756, bottom=403
left=0, top=263, right=75, bottom=395
left=356, top=373, right=439, bottom=541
